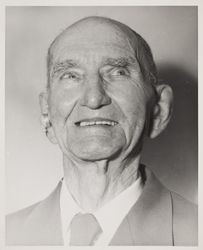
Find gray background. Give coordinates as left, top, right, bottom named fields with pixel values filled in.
left=6, top=6, right=198, bottom=213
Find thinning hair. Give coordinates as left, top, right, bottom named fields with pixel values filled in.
left=46, top=16, right=158, bottom=90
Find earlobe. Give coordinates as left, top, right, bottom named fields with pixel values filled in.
left=39, top=92, right=58, bottom=144
left=149, top=84, right=173, bottom=139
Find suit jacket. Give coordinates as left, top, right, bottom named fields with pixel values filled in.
left=6, top=166, right=198, bottom=246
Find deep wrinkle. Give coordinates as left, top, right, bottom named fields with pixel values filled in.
left=51, top=56, right=139, bottom=79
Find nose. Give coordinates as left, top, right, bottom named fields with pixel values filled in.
left=79, top=75, right=111, bottom=109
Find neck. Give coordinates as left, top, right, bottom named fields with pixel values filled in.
left=63, top=153, right=141, bottom=212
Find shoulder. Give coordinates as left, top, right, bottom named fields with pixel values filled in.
left=6, top=202, right=41, bottom=245
left=6, top=181, right=62, bottom=245
left=170, top=191, right=197, bottom=219
left=170, top=191, right=198, bottom=246
left=170, top=192, right=198, bottom=246
left=142, top=166, right=198, bottom=245
left=6, top=202, right=40, bottom=226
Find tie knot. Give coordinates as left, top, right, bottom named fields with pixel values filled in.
left=70, top=213, right=102, bottom=246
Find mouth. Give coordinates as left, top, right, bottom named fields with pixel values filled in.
left=75, top=118, right=118, bottom=127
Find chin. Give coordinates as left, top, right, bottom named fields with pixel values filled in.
left=69, top=139, right=123, bottom=161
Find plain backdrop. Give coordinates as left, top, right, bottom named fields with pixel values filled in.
left=6, top=6, right=198, bottom=213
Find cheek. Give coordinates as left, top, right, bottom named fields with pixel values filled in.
left=48, top=86, right=79, bottom=124
left=110, top=82, right=148, bottom=143
left=125, top=98, right=147, bottom=124
left=111, top=81, right=148, bottom=122
left=122, top=99, right=147, bottom=141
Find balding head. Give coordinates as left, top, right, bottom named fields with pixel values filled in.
left=47, top=16, right=157, bottom=89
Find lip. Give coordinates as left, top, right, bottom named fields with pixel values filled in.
left=74, top=117, right=118, bottom=126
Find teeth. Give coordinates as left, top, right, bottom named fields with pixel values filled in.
left=79, top=121, right=117, bottom=127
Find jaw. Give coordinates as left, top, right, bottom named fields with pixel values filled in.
left=67, top=129, right=126, bottom=161
left=53, top=115, right=146, bottom=163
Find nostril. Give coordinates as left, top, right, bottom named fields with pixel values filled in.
left=80, top=85, right=111, bottom=109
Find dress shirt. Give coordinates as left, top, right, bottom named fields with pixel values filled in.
left=60, top=173, right=143, bottom=246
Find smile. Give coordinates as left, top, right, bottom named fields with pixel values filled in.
left=75, top=119, right=118, bottom=127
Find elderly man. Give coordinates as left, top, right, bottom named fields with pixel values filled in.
left=6, top=16, right=197, bottom=246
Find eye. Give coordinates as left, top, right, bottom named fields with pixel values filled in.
left=111, top=68, right=129, bottom=77
left=60, top=72, right=80, bottom=81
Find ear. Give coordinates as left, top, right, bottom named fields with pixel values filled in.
left=149, top=84, right=173, bottom=139
left=39, top=92, right=58, bottom=144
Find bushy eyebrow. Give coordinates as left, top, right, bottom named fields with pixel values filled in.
left=52, top=60, right=80, bottom=77
left=102, top=56, right=138, bottom=67
left=51, top=56, right=138, bottom=78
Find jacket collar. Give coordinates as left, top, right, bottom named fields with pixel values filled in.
left=22, top=166, right=173, bottom=245
left=22, top=181, right=64, bottom=245
left=110, top=166, right=173, bottom=245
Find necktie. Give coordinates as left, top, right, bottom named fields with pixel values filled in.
left=69, top=213, right=102, bottom=246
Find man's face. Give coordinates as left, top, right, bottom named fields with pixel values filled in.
left=47, top=22, right=154, bottom=161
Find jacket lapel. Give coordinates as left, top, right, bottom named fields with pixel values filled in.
left=110, top=167, right=173, bottom=245
left=22, top=181, right=63, bottom=245
left=18, top=167, right=173, bottom=246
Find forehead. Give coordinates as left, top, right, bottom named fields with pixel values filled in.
left=50, top=20, right=136, bottom=65
left=52, top=45, right=136, bottom=68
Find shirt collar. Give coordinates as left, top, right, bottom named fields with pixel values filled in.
left=94, top=174, right=143, bottom=244
left=60, top=178, right=81, bottom=224
left=60, top=173, right=143, bottom=245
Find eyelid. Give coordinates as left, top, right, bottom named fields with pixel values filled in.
left=102, top=66, right=130, bottom=78
left=111, top=67, right=129, bottom=75
left=59, top=70, right=82, bottom=80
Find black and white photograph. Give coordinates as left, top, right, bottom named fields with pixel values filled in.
left=2, top=3, right=200, bottom=248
